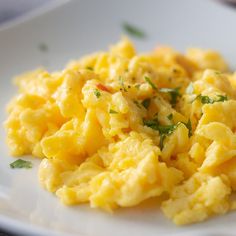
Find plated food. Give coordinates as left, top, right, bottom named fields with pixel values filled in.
left=4, top=38, right=236, bottom=225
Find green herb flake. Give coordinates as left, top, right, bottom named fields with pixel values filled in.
left=133, top=100, right=142, bottom=108
left=94, top=89, right=101, bottom=98
left=186, top=82, right=194, bottom=94
left=86, top=66, right=94, bottom=71
left=199, top=95, right=214, bottom=104
left=216, top=95, right=228, bottom=102
left=215, top=71, right=222, bottom=75
left=10, top=159, right=32, bottom=169
left=135, top=84, right=140, bottom=89
left=144, top=76, right=157, bottom=90
left=143, top=119, right=159, bottom=130
left=167, top=113, right=173, bottom=121
left=153, top=112, right=158, bottom=118
left=159, top=87, right=181, bottom=105
left=38, top=43, right=48, bottom=52
left=109, top=109, right=118, bottom=114
left=122, top=22, right=146, bottom=39
left=159, top=135, right=166, bottom=150
left=143, top=118, right=192, bottom=149
left=141, top=98, right=151, bottom=109
left=119, top=76, right=127, bottom=92
left=143, top=119, right=177, bottom=149
left=193, top=94, right=228, bottom=104
left=185, top=119, right=192, bottom=137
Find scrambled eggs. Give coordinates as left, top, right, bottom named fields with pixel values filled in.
left=5, top=38, right=236, bottom=225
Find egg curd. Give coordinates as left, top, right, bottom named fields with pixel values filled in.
left=5, top=38, right=236, bottom=225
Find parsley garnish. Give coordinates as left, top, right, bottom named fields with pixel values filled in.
left=109, top=109, right=118, bottom=114
left=216, top=95, right=228, bottom=102
left=142, top=98, right=151, bottom=109
left=119, top=76, right=127, bottom=92
left=144, top=76, right=157, bottom=90
left=194, top=94, right=228, bottom=104
left=215, top=71, right=222, bottom=75
left=185, top=119, right=192, bottom=137
left=143, top=119, right=176, bottom=150
left=159, top=87, right=181, bottom=105
left=122, top=22, right=146, bottom=39
left=197, top=95, right=213, bottom=104
left=38, top=43, right=48, bottom=52
left=86, top=66, right=94, bottom=71
left=143, top=119, right=159, bottom=130
left=94, top=89, right=101, bottom=98
left=133, top=100, right=142, bottom=108
left=10, top=159, right=32, bottom=169
left=167, top=113, right=173, bottom=121
left=143, top=119, right=192, bottom=149
left=159, top=135, right=166, bottom=151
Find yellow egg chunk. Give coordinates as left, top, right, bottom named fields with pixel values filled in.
left=4, top=38, right=236, bottom=225
left=198, top=100, right=236, bottom=129
left=186, top=48, right=228, bottom=72
left=55, top=132, right=183, bottom=211
left=162, top=173, right=231, bottom=225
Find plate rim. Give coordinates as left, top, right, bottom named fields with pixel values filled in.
left=0, top=0, right=71, bottom=33
left=0, top=213, right=87, bottom=236
left=1, top=0, right=236, bottom=235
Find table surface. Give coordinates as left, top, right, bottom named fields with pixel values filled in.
left=0, top=0, right=235, bottom=235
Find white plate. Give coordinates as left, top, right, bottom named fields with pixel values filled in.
left=1, top=0, right=236, bottom=235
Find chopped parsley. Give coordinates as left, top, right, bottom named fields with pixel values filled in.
left=38, top=43, right=48, bottom=52
left=198, top=95, right=214, bottom=104
left=135, top=84, right=140, bottom=89
left=216, top=95, right=228, bottom=102
left=94, top=89, right=101, bottom=98
left=159, top=135, right=166, bottom=151
left=133, top=100, right=142, bottom=108
left=185, top=119, right=192, bottom=137
left=143, top=118, right=192, bottom=149
left=214, top=71, right=222, bottom=75
left=119, top=76, right=127, bottom=92
left=142, top=98, right=151, bottom=109
left=10, top=159, right=32, bottom=169
left=109, top=109, right=118, bottom=114
left=194, top=94, right=228, bottom=104
left=159, top=87, right=181, bottom=105
left=143, top=119, right=159, bottom=130
left=186, top=82, right=194, bottom=94
left=167, top=113, right=173, bottom=121
left=86, top=66, right=94, bottom=71
left=122, top=22, right=146, bottom=39
left=144, top=76, right=157, bottom=90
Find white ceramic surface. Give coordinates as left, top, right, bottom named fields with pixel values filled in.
left=0, top=0, right=53, bottom=25
left=1, top=0, right=236, bottom=235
